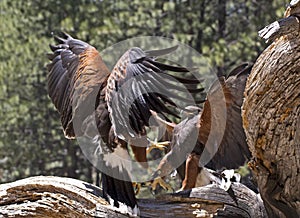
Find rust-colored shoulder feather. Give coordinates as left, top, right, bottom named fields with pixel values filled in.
left=202, top=63, right=253, bottom=169
left=47, top=33, right=110, bottom=138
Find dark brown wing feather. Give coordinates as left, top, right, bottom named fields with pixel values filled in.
left=47, top=33, right=110, bottom=139
left=106, top=47, right=204, bottom=140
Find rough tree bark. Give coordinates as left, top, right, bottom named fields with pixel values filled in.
left=0, top=176, right=266, bottom=218
left=242, top=2, right=300, bottom=218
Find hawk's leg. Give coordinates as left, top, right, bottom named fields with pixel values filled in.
left=180, top=153, right=201, bottom=191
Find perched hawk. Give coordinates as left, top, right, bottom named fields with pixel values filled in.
left=151, top=63, right=252, bottom=191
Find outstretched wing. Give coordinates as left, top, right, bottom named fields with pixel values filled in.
left=47, top=32, right=110, bottom=139
left=106, top=46, right=204, bottom=141
left=203, top=63, right=252, bottom=169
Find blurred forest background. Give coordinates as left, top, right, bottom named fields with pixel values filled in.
left=0, top=0, right=288, bottom=189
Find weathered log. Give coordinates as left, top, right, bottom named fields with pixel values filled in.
left=242, top=2, right=300, bottom=218
left=0, top=176, right=266, bottom=218
left=0, top=176, right=128, bottom=218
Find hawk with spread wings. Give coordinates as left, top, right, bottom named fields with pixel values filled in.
left=46, top=32, right=203, bottom=215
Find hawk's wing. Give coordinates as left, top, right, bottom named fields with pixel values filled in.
left=48, top=33, right=204, bottom=142
left=203, top=63, right=252, bottom=169
left=106, top=46, right=204, bottom=141
left=47, top=33, right=110, bottom=139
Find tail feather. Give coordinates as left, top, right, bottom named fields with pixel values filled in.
left=102, top=172, right=137, bottom=207
left=100, top=147, right=139, bottom=216
left=102, top=172, right=139, bottom=216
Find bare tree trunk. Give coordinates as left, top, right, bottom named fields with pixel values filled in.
left=0, top=176, right=266, bottom=217
left=242, top=2, right=300, bottom=217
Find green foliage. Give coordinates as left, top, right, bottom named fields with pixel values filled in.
left=0, top=0, right=287, bottom=192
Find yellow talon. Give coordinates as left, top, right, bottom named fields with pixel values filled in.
left=133, top=177, right=173, bottom=195
left=132, top=182, right=142, bottom=195
left=151, top=177, right=173, bottom=192
left=147, top=140, right=170, bottom=155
